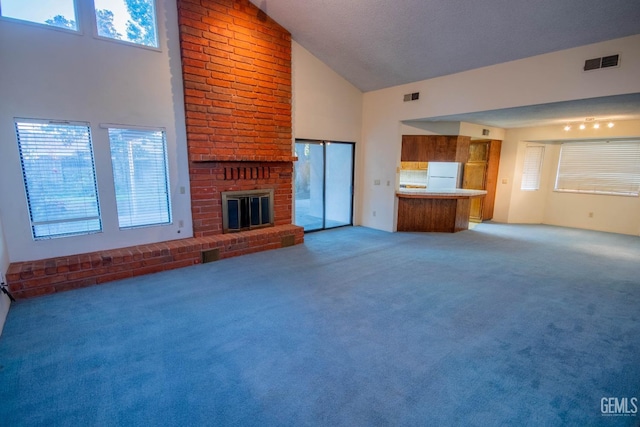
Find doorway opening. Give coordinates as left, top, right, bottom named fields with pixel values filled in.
left=294, top=140, right=354, bottom=232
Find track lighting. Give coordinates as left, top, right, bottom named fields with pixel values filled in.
left=563, top=118, right=615, bottom=132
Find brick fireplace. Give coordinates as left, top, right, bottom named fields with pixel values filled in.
left=6, top=0, right=303, bottom=299
left=179, top=0, right=302, bottom=241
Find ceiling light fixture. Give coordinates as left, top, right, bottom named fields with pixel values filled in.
left=562, top=118, right=614, bottom=132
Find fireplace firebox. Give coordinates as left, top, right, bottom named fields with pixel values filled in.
left=221, top=189, right=275, bottom=233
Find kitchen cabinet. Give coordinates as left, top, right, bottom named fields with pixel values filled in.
left=401, top=135, right=470, bottom=162
left=400, top=136, right=428, bottom=161
left=462, top=139, right=501, bottom=221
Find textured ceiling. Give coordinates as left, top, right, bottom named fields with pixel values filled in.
left=250, top=0, right=640, bottom=129
left=251, top=0, right=640, bottom=93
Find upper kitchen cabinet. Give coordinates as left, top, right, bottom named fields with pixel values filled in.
left=401, top=135, right=428, bottom=161
left=401, top=135, right=470, bottom=162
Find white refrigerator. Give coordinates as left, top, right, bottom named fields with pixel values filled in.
left=427, top=162, right=461, bottom=190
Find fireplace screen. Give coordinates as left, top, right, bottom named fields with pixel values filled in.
left=222, top=189, right=274, bottom=233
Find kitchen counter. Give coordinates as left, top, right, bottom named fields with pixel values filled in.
left=396, top=188, right=487, bottom=233
left=396, top=188, right=487, bottom=198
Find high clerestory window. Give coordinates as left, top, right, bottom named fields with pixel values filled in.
left=0, top=0, right=79, bottom=31
left=94, top=0, right=159, bottom=48
left=0, top=0, right=159, bottom=49
left=555, top=140, right=640, bottom=196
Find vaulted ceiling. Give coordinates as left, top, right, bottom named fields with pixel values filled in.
left=250, top=0, right=640, bottom=128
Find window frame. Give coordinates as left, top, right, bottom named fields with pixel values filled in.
left=14, top=118, right=103, bottom=240
left=554, top=140, right=640, bottom=197
left=105, top=124, right=172, bottom=230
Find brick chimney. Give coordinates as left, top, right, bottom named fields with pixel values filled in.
left=177, top=0, right=300, bottom=238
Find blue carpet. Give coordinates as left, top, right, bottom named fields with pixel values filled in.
left=1, top=224, right=639, bottom=426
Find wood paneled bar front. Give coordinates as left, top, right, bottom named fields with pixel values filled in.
left=396, top=189, right=487, bottom=233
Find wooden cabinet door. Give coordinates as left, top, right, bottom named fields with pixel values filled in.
left=482, top=140, right=501, bottom=220
left=463, top=162, right=487, bottom=190
left=463, top=162, right=487, bottom=222
left=401, top=136, right=418, bottom=161
left=469, top=197, right=484, bottom=222
left=430, top=136, right=454, bottom=161
left=468, top=141, right=489, bottom=162
left=401, top=136, right=429, bottom=161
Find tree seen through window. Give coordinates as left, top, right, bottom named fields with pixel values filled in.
left=95, top=0, right=158, bottom=47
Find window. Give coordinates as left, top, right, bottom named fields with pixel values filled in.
left=521, top=145, right=545, bottom=190
left=15, top=119, right=102, bottom=239
left=108, top=127, right=171, bottom=228
left=94, top=0, right=158, bottom=48
left=555, top=140, right=640, bottom=196
left=0, top=0, right=78, bottom=31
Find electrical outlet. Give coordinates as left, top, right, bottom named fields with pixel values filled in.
left=180, top=186, right=185, bottom=194
left=179, top=220, right=184, bottom=228
left=386, top=180, right=391, bottom=186
left=373, top=210, right=377, bottom=217
left=374, top=179, right=380, bottom=185
left=588, top=212, right=594, bottom=218
left=502, top=178, right=508, bottom=184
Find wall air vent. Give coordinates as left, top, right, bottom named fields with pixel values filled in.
left=601, top=54, right=619, bottom=68
left=403, top=92, right=420, bottom=102
left=583, top=54, right=620, bottom=72
left=583, top=57, right=601, bottom=71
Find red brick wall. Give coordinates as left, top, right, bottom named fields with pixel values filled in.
left=177, top=0, right=295, bottom=236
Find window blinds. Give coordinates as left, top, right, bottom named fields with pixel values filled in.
left=555, top=141, right=640, bottom=196
left=521, top=146, right=545, bottom=190
left=15, top=120, right=102, bottom=239
left=108, top=127, right=171, bottom=228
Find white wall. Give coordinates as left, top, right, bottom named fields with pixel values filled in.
left=360, top=35, right=640, bottom=231
left=292, top=41, right=363, bottom=143
left=497, top=120, right=640, bottom=236
left=292, top=41, right=363, bottom=222
left=0, top=0, right=192, bottom=262
left=0, top=213, right=10, bottom=336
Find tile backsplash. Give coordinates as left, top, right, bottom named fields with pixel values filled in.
left=399, top=168, right=428, bottom=185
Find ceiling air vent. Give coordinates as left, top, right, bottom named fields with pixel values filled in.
left=583, top=54, right=620, bottom=72
left=403, top=92, right=420, bottom=102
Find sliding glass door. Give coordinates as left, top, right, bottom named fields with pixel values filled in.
left=294, top=140, right=354, bottom=231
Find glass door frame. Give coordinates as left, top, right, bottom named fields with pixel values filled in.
left=294, top=139, right=355, bottom=232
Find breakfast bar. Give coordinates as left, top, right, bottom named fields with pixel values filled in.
left=396, top=188, right=487, bottom=232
